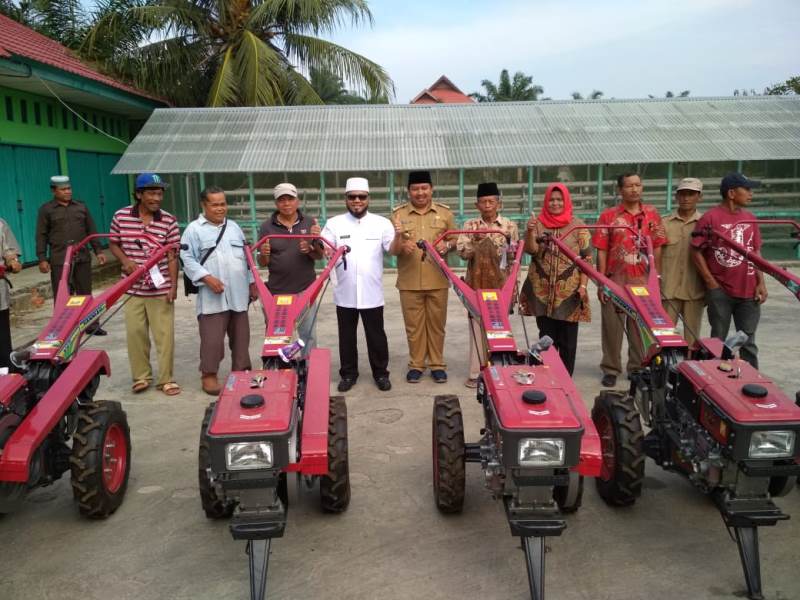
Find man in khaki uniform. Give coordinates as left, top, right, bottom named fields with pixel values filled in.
left=661, top=178, right=705, bottom=344
left=390, top=171, right=456, bottom=383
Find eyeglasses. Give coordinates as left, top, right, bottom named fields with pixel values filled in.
left=346, top=194, right=368, bottom=201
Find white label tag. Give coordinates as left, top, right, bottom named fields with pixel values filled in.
left=149, top=265, right=166, bottom=288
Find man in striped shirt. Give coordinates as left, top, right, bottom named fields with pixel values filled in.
left=109, top=173, right=181, bottom=396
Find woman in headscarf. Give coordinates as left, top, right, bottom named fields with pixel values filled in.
left=519, top=183, right=590, bottom=375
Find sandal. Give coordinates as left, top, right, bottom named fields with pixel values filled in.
left=158, top=382, right=181, bottom=396
left=132, top=380, right=150, bottom=393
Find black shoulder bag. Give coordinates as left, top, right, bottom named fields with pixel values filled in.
left=183, top=220, right=227, bottom=296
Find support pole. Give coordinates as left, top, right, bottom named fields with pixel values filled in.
left=527, top=166, right=534, bottom=214
left=596, top=164, right=604, bottom=215
left=199, top=172, right=206, bottom=191
left=247, top=172, right=258, bottom=241
left=737, top=160, right=743, bottom=173
left=666, top=162, right=674, bottom=212
left=388, top=171, right=395, bottom=211
left=247, top=539, right=272, bottom=600
left=522, top=536, right=546, bottom=600
left=458, top=168, right=465, bottom=224
left=319, top=172, right=326, bottom=222
left=185, top=174, right=192, bottom=225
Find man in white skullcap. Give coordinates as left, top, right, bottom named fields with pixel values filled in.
left=322, top=177, right=397, bottom=392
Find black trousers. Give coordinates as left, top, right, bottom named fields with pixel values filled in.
left=0, top=308, right=11, bottom=369
left=50, top=261, right=92, bottom=302
left=536, top=316, right=580, bottom=376
left=336, top=305, right=389, bottom=380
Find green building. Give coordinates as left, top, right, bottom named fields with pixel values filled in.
left=0, top=14, right=167, bottom=262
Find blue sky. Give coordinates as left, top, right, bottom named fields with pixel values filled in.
left=329, top=0, right=800, bottom=102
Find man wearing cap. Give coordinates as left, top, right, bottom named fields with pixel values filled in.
left=257, top=183, right=323, bottom=349
left=593, top=172, right=667, bottom=387
left=660, top=178, right=705, bottom=345
left=109, top=173, right=181, bottom=395
left=691, top=173, right=767, bottom=368
left=36, top=175, right=107, bottom=334
left=322, top=177, right=396, bottom=392
left=456, top=182, right=519, bottom=387
left=390, top=171, right=456, bottom=383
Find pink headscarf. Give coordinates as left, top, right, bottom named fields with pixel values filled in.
left=538, top=183, right=573, bottom=230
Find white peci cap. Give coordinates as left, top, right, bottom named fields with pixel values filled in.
left=345, top=177, right=369, bottom=194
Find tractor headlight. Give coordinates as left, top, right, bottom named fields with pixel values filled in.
left=225, top=442, right=274, bottom=471
left=518, top=438, right=565, bottom=467
left=748, top=431, right=795, bottom=459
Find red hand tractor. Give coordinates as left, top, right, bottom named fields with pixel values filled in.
left=197, top=233, right=351, bottom=600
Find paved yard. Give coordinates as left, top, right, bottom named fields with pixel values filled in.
left=2, top=273, right=799, bottom=600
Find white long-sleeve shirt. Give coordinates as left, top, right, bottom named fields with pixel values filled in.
left=322, top=212, right=394, bottom=309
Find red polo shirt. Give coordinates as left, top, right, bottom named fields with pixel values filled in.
left=592, top=203, right=666, bottom=282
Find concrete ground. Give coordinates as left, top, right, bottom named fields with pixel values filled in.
left=2, top=271, right=800, bottom=600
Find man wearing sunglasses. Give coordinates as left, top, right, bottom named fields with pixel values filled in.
left=322, top=177, right=396, bottom=392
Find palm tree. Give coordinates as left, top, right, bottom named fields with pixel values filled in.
left=81, top=0, right=394, bottom=107
left=470, top=69, right=544, bottom=102
left=649, top=90, right=690, bottom=99
left=571, top=90, right=603, bottom=100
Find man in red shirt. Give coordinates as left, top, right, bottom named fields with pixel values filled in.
left=593, top=173, right=666, bottom=387
left=691, top=173, right=766, bottom=368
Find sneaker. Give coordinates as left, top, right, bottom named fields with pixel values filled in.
left=464, top=377, right=479, bottom=389
left=406, top=369, right=423, bottom=383
left=375, top=376, right=392, bottom=391
left=431, top=370, right=448, bottom=383
left=337, top=378, right=357, bottom=392
left=601, top=374, right=617, bottom=388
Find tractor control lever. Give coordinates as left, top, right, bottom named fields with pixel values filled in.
left=9, top=347, right=31, bottom=369
left=722, top=330, right=749, bottom=361
left=528, top=335, right=554, bottom=364
left=417, top=239, right=427, bottom=261
left=342, top=245, right=351, bottom=270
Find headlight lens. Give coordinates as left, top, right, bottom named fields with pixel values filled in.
left=518, top=438, right=565, bottom=467
left=225, top=442, right=274, bottom=470
left=748, top=431, right=795, bottom=459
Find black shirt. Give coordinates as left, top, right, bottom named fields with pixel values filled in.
left=36, top=199, right=102, bottom=265
left=258, top=210, right=316, bottom=294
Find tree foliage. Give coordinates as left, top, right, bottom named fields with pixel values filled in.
left=470, top=69, right=544, bottom=102
left=571, top=90, right=603, bottom=100
left=765, top=76, right=800, bottom=95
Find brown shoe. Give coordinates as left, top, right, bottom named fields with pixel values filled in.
left=201, top=373, right=221, bottom=396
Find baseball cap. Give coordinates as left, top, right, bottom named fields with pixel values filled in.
left=676, top=177, right=703, bottom=192
left=135, top=173, right=167, bottom=189
left=720, top=172, right=761, bottom=195
left=273, top=183, right=298, bottom=200
left=345, top=177, right=369, bottom=194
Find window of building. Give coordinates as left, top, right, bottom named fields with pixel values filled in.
left=4, top=97, right=12, bottom=121
left=47, top=105, right=54, bottom=127
left=82, top=112, right=88, bottom=131
left=34, top=102, right=41, bottom=125
left=62, top=107, right=69, bottom=129
left=20, top=100, right=28, bottom=123
left=101, top=116, right=107, bottom=133
left=72, top=112, right=78, bottom=130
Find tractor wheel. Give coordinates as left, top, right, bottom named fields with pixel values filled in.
left=432, top=394, right=465, bottom=513
left=320, top=396, right=350, bottom=513
left=768, top=476, right=796, bottom=498
left=553, top=471, right=584, bottom=513
left=198, top=404, right=234, bottom=519
left=70, top=401, right=131, bottom=518
left=592, top=390, right=644, bottom=507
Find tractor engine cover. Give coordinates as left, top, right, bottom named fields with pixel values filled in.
left=676, top=359, right=800, bottom=461
left=205, top=369, right=297, bottom=475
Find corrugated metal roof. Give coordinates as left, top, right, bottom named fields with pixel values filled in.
left=113, top=96, right=800, bottom=174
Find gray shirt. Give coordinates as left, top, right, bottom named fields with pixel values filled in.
left=180, top=216, right=253, bottom=315
left=0, top=219, right=20, bottom=311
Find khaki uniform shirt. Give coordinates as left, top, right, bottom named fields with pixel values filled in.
left=393, top=202, right=456, bottom=290
left=661, top=210, right=704, bottom=300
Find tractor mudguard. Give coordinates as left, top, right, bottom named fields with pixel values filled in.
left=286, top=347, right=331, bottom=475
left=0, top=373, right=26, bottom=408
left=0, top=350, right=110, bottom=482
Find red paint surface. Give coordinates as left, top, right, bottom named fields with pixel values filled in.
left=210, top=370, right=298, bottom=436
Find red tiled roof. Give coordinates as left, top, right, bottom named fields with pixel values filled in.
left=0, top=13, right=164, bottom=103
left=410, top=75, right=475, bottom=104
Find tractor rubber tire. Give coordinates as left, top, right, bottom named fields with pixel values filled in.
left=592, top=390, right=645, bottom=507
left=432, top=394, right=465, bottom=513
left=198, top=404, right=234, bottom=519
left=70, top=401, right=131, bottom=518
left=553, top=471, right=584, bottom=513
left=320, top=396, right=350, bottom=513
left=768, top=475, right=796, bottom=498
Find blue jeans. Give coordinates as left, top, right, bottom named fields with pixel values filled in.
left=705, top=287, right=760, bottom=368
